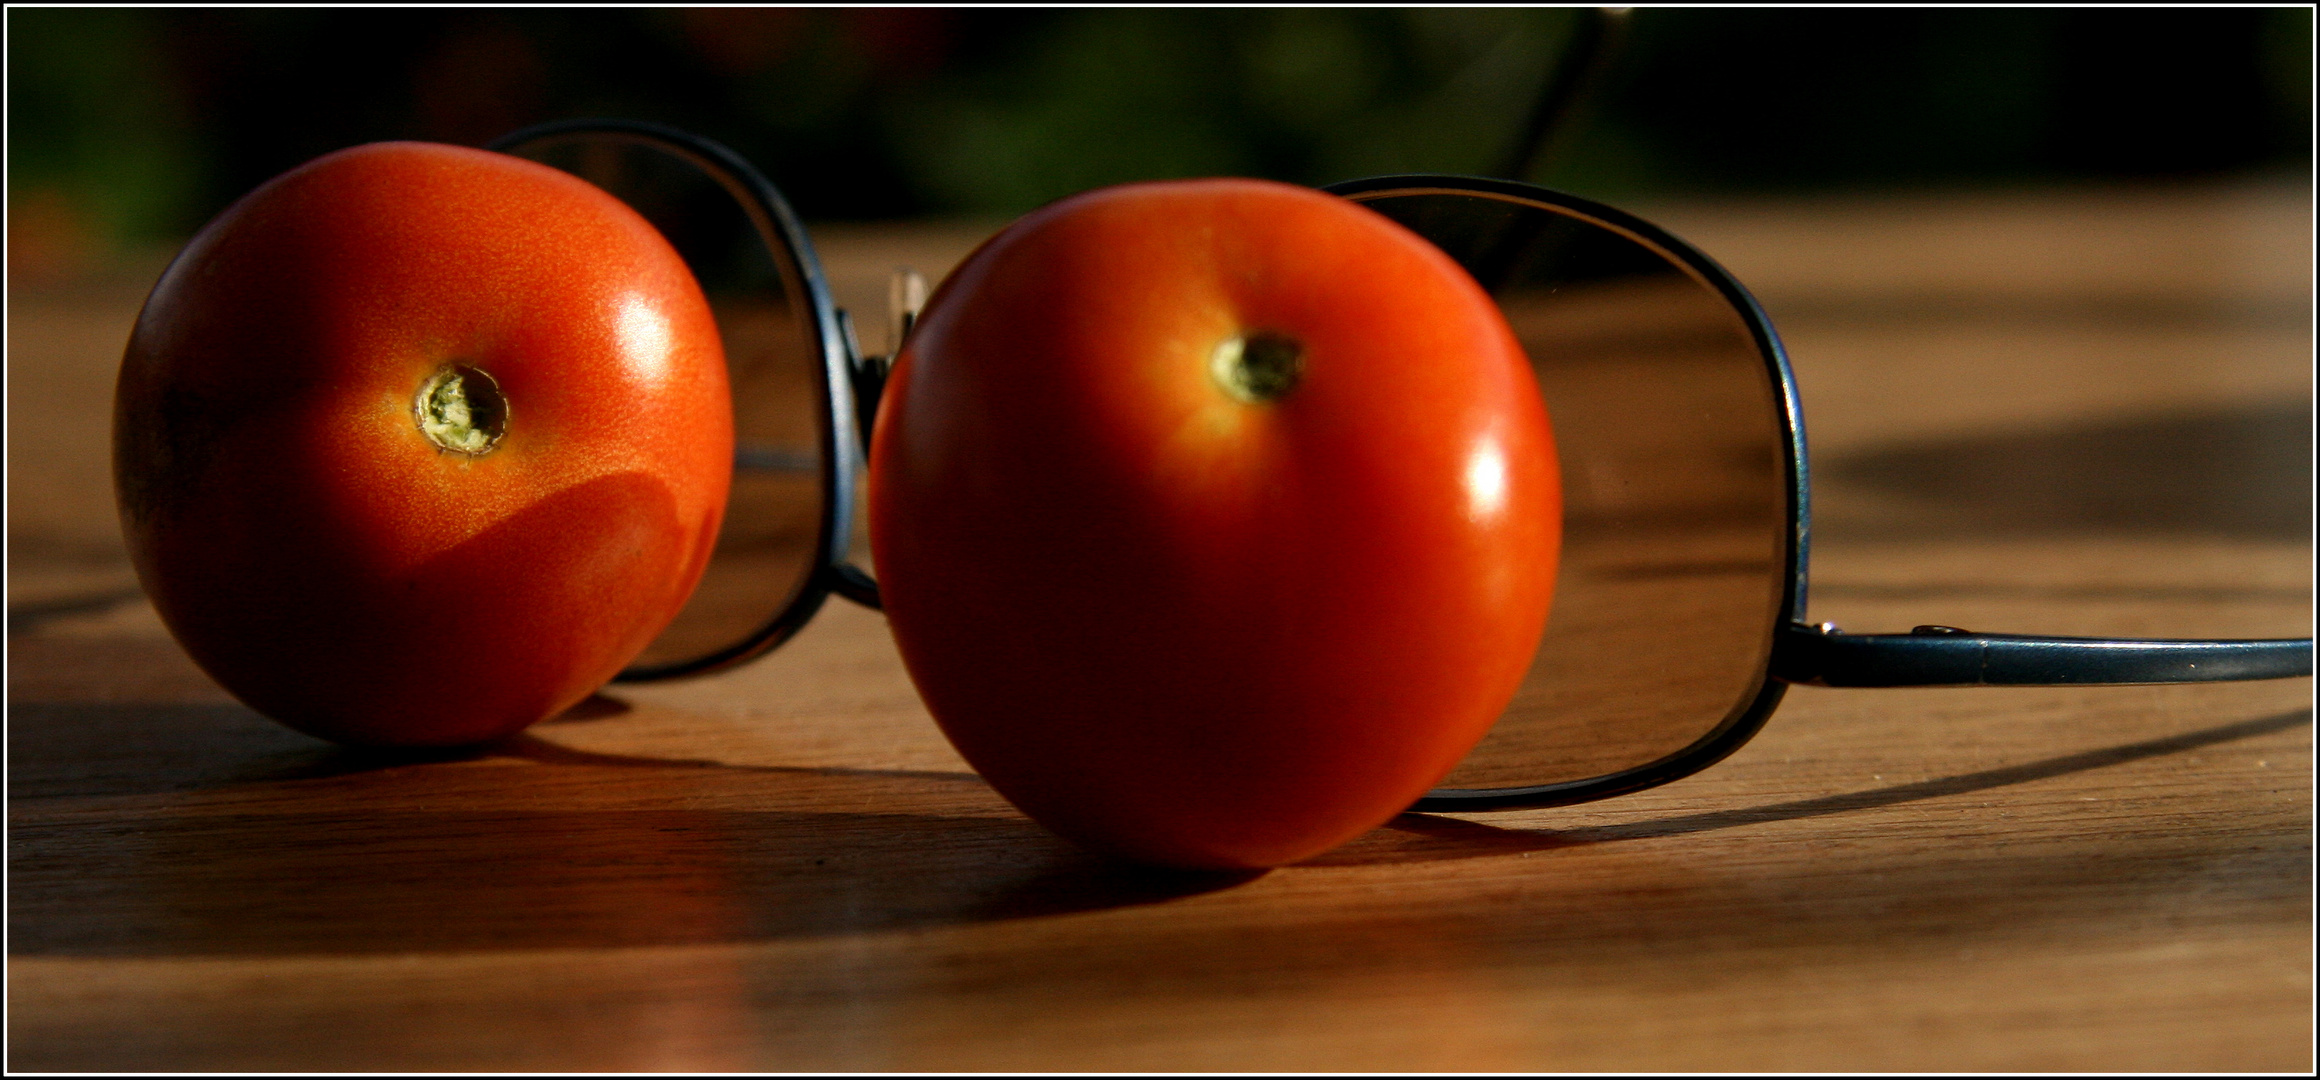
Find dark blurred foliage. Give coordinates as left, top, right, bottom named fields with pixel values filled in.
left=7, top=6, right=2311, bottom=266
left=1583, top=7, right=2313, bottom=194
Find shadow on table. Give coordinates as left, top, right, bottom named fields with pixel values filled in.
left=1309, top=706, right=2313, bottom=866
left=1817, top=400, right=2314, bottom=540
left=5, top=587, right=148, bottom=637
left=6, top=699, right=1253, bottom=959
left=11, top=691, right=2305, bottom=959
left=7, top=802, right=1253, bottom=959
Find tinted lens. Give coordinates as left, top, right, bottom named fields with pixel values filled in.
left=500, top=133, right=826, bottom=675
left=1346, top=187, right=1792, bottom=792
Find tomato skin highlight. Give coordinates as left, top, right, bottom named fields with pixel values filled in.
left=869, top=178, right=1560, bottom=870
left=114, top=142, right=732, bottom=746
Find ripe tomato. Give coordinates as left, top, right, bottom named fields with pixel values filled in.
left=869, top=178, right=1559, bottom=869
left=115, top=142, right=731, bottom=746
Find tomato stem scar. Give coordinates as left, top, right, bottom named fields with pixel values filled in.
left=414, top=363, right=508, bottom=455
left=1210, top=330, right=1303, bottom=403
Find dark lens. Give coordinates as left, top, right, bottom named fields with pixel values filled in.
left=1346, top=186, right=1793, bottom=794
left=499, top=133, right=826, bottom=675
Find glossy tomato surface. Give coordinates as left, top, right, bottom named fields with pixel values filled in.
left=115, top=142, right=732, bottom=746
left=869, top=178, right=1559, bottom=869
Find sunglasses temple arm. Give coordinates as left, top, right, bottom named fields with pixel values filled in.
left=1770, top=622, right=2315, bottom=687
left=1499, top=7, right=1633, bottom=182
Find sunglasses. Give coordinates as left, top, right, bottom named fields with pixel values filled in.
left=489, top=119, right=2314, bottom=813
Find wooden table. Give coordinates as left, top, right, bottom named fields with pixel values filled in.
left=9, top=181, right=2311, bottom=1071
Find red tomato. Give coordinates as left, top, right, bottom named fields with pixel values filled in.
left=114, top=142, right=732, bottom=746
left=869, top=178, right=1559, bottom=869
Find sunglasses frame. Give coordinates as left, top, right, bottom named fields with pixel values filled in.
left=490, top=118, right=881, bottom=682
left=1331, top=174, right=2311, bottom=811
left=490, top=120, right=2314, bottom=813
left=1325, top=174, right=1812, bottom=811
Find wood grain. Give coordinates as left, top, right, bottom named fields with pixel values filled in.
left=8, top=181, right=2310, bottom=1072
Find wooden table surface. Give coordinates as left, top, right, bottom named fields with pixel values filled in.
left=9, top=180, right=2312, bottom=1072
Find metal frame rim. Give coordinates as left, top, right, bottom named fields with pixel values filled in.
left=1321, top=172, right=1812, bottom=812
left=484, top=119, right=861, bottom=683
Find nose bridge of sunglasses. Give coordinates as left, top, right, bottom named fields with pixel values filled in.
left=843, top=267, right=928, bottom=460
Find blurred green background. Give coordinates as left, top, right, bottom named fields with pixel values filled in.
left=8, top=6, right=2311, bottom=275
